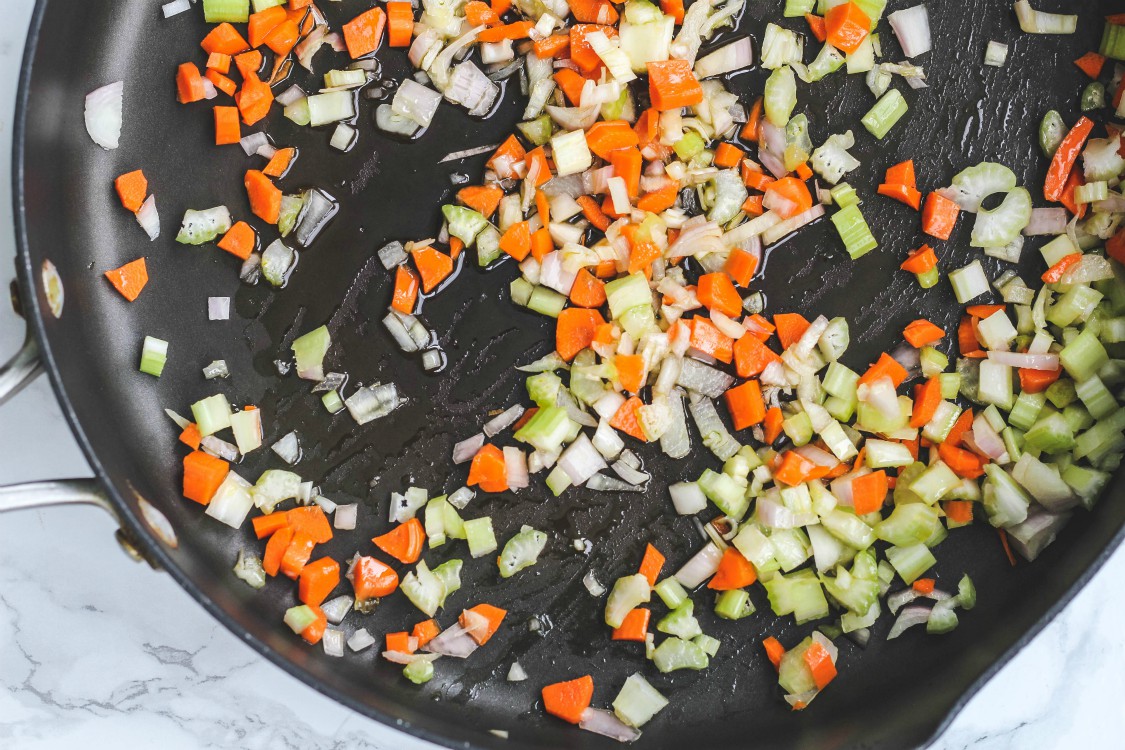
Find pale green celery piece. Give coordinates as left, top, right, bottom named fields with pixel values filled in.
left=885, top=543, right=936, bottom=584
left=463, top=517, right=497, bottom=558
left=652, top=637, right=709, bottom=673
left=715, top=589, right=755, bottom=620
left=657, top=600, right=702, bottom=639
left=654, top=577, right=688, bottom=609
left=861, top=89, right=908, bottom=139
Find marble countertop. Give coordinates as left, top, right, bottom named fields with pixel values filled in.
left=2, top=3, right=1124, bottom=749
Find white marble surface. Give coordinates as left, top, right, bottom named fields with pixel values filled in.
left=2, top=3, right=1124, bottom=749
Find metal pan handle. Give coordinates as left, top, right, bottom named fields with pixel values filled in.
left=0, top=326, right=44, bottom=407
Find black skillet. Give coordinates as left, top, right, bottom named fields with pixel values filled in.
left=4, top=0, right=1121, bottom=747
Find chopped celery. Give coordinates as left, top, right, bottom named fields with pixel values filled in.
left=831, top=204, right=878, bottom=259
left=875, top=503, right=940, bottom=546
left=822, top=361, right=859, bottom=398
left=515, top=405, right=572, bottom=452
left=673, top=131, right=705, bottom=161
left=545, top=465, right=572, bottom=495
left=403, top=659, right=435, bottom=684
left=139, top=336, right=168, bottom=377
left=982, top=464, right=1032, bottom=528
left=783, top=0, right=815, bottom=15
left=604, top=273, right=652, bottom=319
left=476, top=225, right=502, bottom=266
left=1075, top=376, right=1117, bottom=419
left=830, top=182, right=859, bottom=207
left=698, top=468, right=749, bottom=519
left=321, top=390, right=344, bottom=414
left=613, top=673, right=668, bottom=729
left=1101, top=20, right=1125, bottom=60
left=432, top=559, right=463, bottom=606
left=978, top=360, right=1014, bottom=410
left=763, top=569, right=829, bottom=624
left=864, top=439, right=915, bottom=468
left=498, top=526, right=548, bottom=577
left=777, top=637, right=818, bottom=694
left=782, top=411, right=814, bottom=446
left=652, top=637, right=709, bottom=673
left=861, top=89, right=908, bottom=139
left=192, top=393, right=232, bottom=436
left=1008, top=390, right=1046, bottom=431
left=957, top=574, right=977, bottom=609
left=885, top=543, right=936, bottom=584
left=1060, top=329, right=1109, bottom=382
left=1061, top=464, right=1110, bottom=509
left=527, top=286, right=567, bottom=318
left=654, top=577, right=689, bottom=609
left=517, top=115, right=554, bottom=146
left=820, top=509, right=876, bottom=549
left=693, top=633, right=721, bottom=657
left=1023, top=411, right=1075, bottom=453
left=284, top=604, right=318, bottom=634
left=401, top=560, right=444, bottom=616
left=442, top=205, right=488, bottom=246
left=605, top=574, right=652, bottom=628
left=203, top=0, right=250, bottom=23
left=464, top=517, right=498, bottom=558
left=291, top=326, right=331, bottom=381
left=657, top=600, right=702, bottom=639
left=763, top=66, right=797, bottom=126
left=715, top=589, right=755, bottom=620
left=732, top=524, right=781, bottom=575
left=926, top=601, right=959, bottom=634
left=176, top=206, right=231, bottom=245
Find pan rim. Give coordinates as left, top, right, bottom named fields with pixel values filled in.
left=9, top=1, right=1124, bottom=748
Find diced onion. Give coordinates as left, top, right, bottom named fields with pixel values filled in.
left=454, top=433, right=486, bottom=463
left=887, top=5, right=932, bottom=58
left=136, top=195, right=160, bottom=240
left=161, top=0, right=191, bottom=17
left=84, top=81, right=123, bottom=150
left=986, top=351, right=1059, bottom=371
left=579, top=708, right=642, bottom=743
left=208, top=296, right=230, bottom=321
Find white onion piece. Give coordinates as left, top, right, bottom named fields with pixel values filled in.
left=135, top=195, right=160, bottom=240
left=507, top=662, right=528, bottom=682
left=161, top=0, right=191, bottom=17
left=207, top=296, right=230, bottom=321
left=579, top=708, right=642, bottom=743
left=84, top=81, right=123, bottom=150
left=295, top=25, right=330, bottom=71
left=710, top=310, right=746, bottom=339
left=1014, top=0, right=1077, bottom=34
left=858, top=376, right=900, bottom=419
left=888, top=5, right=932, bottom=58
left=201, top=435, right=239, bottom=461
left=558, top=433, right=608, bottom=485
left=1006, top=509, right=1071, bottom=561
left=240, top=132, right=269, bottom=156
left=583, top=570, right=606, bottom=597
left=757, top=492, right=819, bottom=529
left=986, top=351, right=1059, bottom=371
left=504, top=446, right=530, bottom=490
left=424, top=624, right=480, bottom=658
left=201, top=77, right=218, bottom=100
left=334, top=503, right=358, bottom=530
left=440, top=143, right=500, bottom=163
left=484, top=405, right=526, bottom=436
left=271, top=432, right=301, bottom=465
left=794, top=443, right=839, bottom=469
left=887, top=605, right=932, bottom=639
left=694, top=37, right=754, bottom=79
left=1022, top=207, right=1067, bottom=235
left=348, top=628, right=376, bottom=651
left=970, top=414, right=1008, bottom=461
left=453, top=433, right=485, bottom=464
left=674, top=542, right=722, bottom=588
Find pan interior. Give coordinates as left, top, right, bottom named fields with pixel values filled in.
left=15, top=1, right=1122, bottom=748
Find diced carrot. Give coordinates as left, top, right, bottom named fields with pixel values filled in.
left=535, top=190, right=551, bottom=225
left=214, top=106, right=241, bottom=145
left=660, top=0, right=684, bottom=23
left=900, top=244, right=938, bottom=274
left=610, top=353, right=643, bottom=394
left=372, top=518, right=426, bottom=564
left=858, top=352, right=909, bottom=388
left=205, top=68, right=238, bottom=96
left=477, top=20, right=535, bottom=43
left=392, top=265, right=420, bottom=314
left=542, top=675, right=594, bottom=724
left=465, top=0, right=502, bottom=26
left=903, top=319, right=944, bottom=348
left=609, top=147, right=642, bottom=199
left=713, top=142, right=745, bottom=169
left=696, top=272, right=743, bottom=318
left=740, top=97, right=763, bottom=141
left=725, top=379, right=766, bottom=430
left=688, top=316, right=734, bottom=363
left=468, top=443, right=509, bottom=493
left=803, top=641, right=837, bottom=689
left=263, top=18, right=300, bottom=57
left=765, top=176, right=813, bottom=219
left=708, top=546, right=757, bottom=590
left=633, top=107, right=658, bottom=147
left=526, top=147, right=552, bottom=187
left=413, top=619, right=440, bottom=647
left=298, top=604, right=327, bottom=645
left=921, top=192, right=959, bottom=240
left=774, top=451, right=817, bottom=486
left=234, top=50, right=262, bottom=79
left=236, top=71, right=273, bottom=125
left=457, top=184, right=503, bottom=217
left=878, top=182, right=922, bottom=210
left=636, top=182, right=679, bottom=213
left=349, top=555, right=400, bottom=599
left=637, top=543, right=664, bottom=586
left=498, top=221, right=532, bottom=261
left=825, top=1, right=870, bottom=53
left=585, top=120, right=641, bottom=160
left=609, top=396, right=648, bottom=441
left=179, top=423, right=202, bottom=450
left=387, top=1, right=415, bottom=47
left=1042, top=253, right=1082, bottom=284
left=774, top=312, right=811, bottom=349
left=533, top=34, right=570, bottom=58
left=385, top=631, right=416, bottom=654
left=1074, top=51, right=1106, bottom=79
left=104, top=258, right=148, bottom=302
left=113, top=170, right=148, bottom=213
left=298, top=557, right=340, bottom=607
left=569, top=268, right=606, bottom=308
left=343, top=8, right=386, bottom=58
left=248, top=6, right=287, bottom=48
left=252, top=513, right=289, bottom=539
left=1018, top=366, right=1061, bottom=394
left=910, top=377, right=943, bottom=428
left=762, top=636, right=786, bottom=670
left=576, top=195, right=610, bottom=232
left=742, top=195, right=764, bottom=215
left=279, top=530, right=317, bottom=579
left=176, top=62, right=206, bottom=104
left=263, top=526, right=294, bottom=576
left=216, top=221, right=256, bottom=260
left=244, top=169, right=281, bottom=224
left=725, top=247, right=759, bottom=287
left=944, top=500, right=974, bottom=524
left=460, top=603, right=506, bottom=644
left=569, top=24, right=617, bottom=72
left=611, top=608, right=650, bottom=641
left=647, top=59, right=703, bottom=110
left=733, top=333, right=780, bottom=379
left=849, top=470, right=888, bottom=514
left=966, top=304, right=1005, bottom=318
left=261, top=147, right=295, bottom=178
left=491, top=0, right=512, bottom=14
left=569, top=0, right=618, bottom=24
left=761, top=406, right=782, bottom=444
left=531, top=228, right=553, bottom=261
left=945, top=407, right=974, bottom=447
left=1045, top=117, right=1094, bottom=202
left=411, top=247, right=454, bottom=293
left=795, top=162, right=814, bottom=181
left=285, top=506, right=333, bottom=543
left=206, top=52, right=232, bottom=74
left=556, top=307, right=606, bottom=361
left=1059, top=167, right=1087, bottom=219
left=183, top=450, right=229, bottom=505
left=488, top=134, right=527, bottom=179
left=957, top=315, right=982, bottom=355
left=938, top=442, right=986, bottom=479
left=805, top=13, right=827, bottom=41
left=553, top=68, right=587, bottom=106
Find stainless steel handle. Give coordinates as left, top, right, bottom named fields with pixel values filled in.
left=0, top=326, right=44, bottom=407
left=0, top=479, right=161, bottom=567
